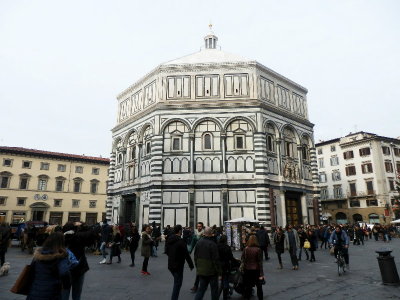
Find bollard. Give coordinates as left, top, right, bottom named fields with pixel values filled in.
left=375, top=248, right=400, bottom=285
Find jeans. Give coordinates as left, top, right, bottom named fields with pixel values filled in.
left=289, top=247, right=298, bottom=266
left=100, top=242, right=107, bottom=259
left=130, top=246, right=137, bottom=265
left=61, top=273, right=85, bottom=300
left=194, top=275, right=218, bottom=300
left=170, top=270, right=183, bottom=300
left=260, top=246, right=269, bottom=259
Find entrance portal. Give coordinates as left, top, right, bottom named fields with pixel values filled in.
left=285, top=192, right=302, bottom=226
left=120, top=194, right=137, bottom=224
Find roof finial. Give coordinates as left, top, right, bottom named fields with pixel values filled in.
left=204, top=23, right=218, bottom=49
left=209, top=23, right=212, bottom=31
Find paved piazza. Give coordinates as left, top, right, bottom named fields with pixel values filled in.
left=1, top=238, right=400, bottom=299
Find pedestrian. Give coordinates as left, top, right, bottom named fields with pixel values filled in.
left=273, top=227, right=285, bottom=269
left=62, top=221, right=97, bottom=300
left=107, top=225, right=122, bottom=264
left=255, top=226, right=270, bottom=260
left=141, top=225, right=153, bottom=275
left=27, top=232, right=72, bottom=300
left=166, top=224, right=194, bottom=300
left=194, top=227, right=221, bottom=300
left=241, top=235, right=264, bottom=300
left=306, top=229, right=316, bottom=262
left=190, top=222, right=205, bottom=293
left=0, top=222, right=11, bottom=267
left=128, top=224, right=140, bottom=267
left=151, top=223, right=161, bottom=257
left=297, top=227, right=307, bottom=261
left=99, top=220, right=112, bottom=264
left=217, top=235, right=236, bottom=300
left=284, top=225, right=300, bottom=270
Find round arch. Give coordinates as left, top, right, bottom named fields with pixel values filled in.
left=192, top=117, right=222, bottom=133
left=353, top=213, right=363, bottom=223
left=263, top=120, right=281, bottom=137
left=223, top=116, right=256, bottom=133
left=300, top=132, right=314, bottom=148
left=138, top=123, right=154, bottom=143
left=335, top=212, right=348, bottom=224
left=281, top=124, right=301, bottom=144
left=112, top=136, right=123, bottom=151
left=160, top=118, right=192, bottom=134
left=368, top=213, right=380, bottom=224
left=123, top=128, right=139, bottom=147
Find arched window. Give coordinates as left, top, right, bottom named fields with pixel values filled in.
left=353, top=214, right=363, bottom=223
left=142, top=126, right=152, bottom=156
left=203, top=133, right=212, bottom=150
left=283, top=127, right=296, bottom=157
left=266, top=124, right=276, bottom=153
left=131, top=146, right=136, bottom=160
left=368, top=213, right=380, bottom=224
left=335, top=212, right=347, bottom=224
left=127, top=131, right=138, bottom=161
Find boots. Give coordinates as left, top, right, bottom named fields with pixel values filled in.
left=277, top=263, right=283, bottom=269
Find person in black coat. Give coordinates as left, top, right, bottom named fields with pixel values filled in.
left=166, top=224, right=194, bottom=300
left=62, top=222, right=97, bottom=300
left=273, top=227, right=285, bottom=269
left=128, top=224, right=140, bottom=267
left=217, top=235, right=237, bottom=300
left=107, top=226, right=122, bottom=264
left=306, top=229, right=317, bottom=262
left=256, top=226, right=270, bottom=260
left=0, top=222, right=11, bottom=266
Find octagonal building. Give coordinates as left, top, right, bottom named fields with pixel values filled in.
left=108, top=29, right=320, bottom=228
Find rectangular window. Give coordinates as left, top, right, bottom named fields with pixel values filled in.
left=320, top=187, right=328, bottom=200
left=92, top=168, right=99, bottom=175
left=359, top=147, right=371, bottom=156
left=235, top=135, right=244, bottom=150
left=361, top=163, right=373, bottom=174
left=75, top=166, right=83, bottom=173
left=17, top=197, right=26, bottom=206
left=343, top=151, right=354, bottom=159
left=0, top=176, right=9, bottom=189
left=54, top=199, right=62, bottom=207
left=367, top=199, right=378, bottom=207
left=73, top=181, right=81, bottom=193
left=331, top=145, right=336, bottom=152
left=3, top=159, right=13, bottom=167
left=40, top=162, right=49, bottom=170
left=385, top=161, right=393, bottom=173
left=397, top=162, right=400, bottom=173
left=22, top=161, right=32, bottom=168
left=56, top=180, right=64, bottom=192
left=68, top=212, right=81, bottom=222
left=330, top=156, right=339, bottom=166
left=350, top=199, right=360, bottom=207
left=90, top=182, right=98, bottom=194
left=172, top=137, right=181, bottom=151
left=72, top=199, right=80, bottom=208
left=349, top=182, right=357, bottom=197
left=394, top=148, right=400, bottom=157
left=319, top=173, right=327, bottom=183
left=389, top=179, right=395, bottom=191
left=332, top=171, right=341, bottom=181
left=317, top=148, right=323, bottom=155
left=318, top=158, right=324, bottom=168
left=333, top=185, right=343, bottom=198
left=58, top=164, right=66, bottom=172
left=89, top=200, right=97, bottom=208
left=19, top=178, right=28, bottom=190
left=382, top=146, right=390, bottom=155
left=38, top=179, right=47, bottom=191
left=345, top=165, right=356, bottom=176
left=0, top=197, right=6, bottom=205
left=366, top=181, right=374, bottom=195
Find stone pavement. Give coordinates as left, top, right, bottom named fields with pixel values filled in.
left=1, top=237, right=400, bottom=300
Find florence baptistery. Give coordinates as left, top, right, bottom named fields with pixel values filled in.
left=107, top=27, right=320, bottom=229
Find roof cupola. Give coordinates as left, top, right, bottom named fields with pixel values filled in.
left=204, top=24, right=218, bottom=49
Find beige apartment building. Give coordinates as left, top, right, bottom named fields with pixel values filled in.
left=0, top=146, right=109, bottom=225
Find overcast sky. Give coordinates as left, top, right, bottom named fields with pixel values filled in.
left=1, top=0, right=399, bottom=157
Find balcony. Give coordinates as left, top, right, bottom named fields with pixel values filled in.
left=347, top=190, right=376, bottom=198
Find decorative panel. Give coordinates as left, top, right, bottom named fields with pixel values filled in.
left=167, top=76, right=191, bottom=99
left=259, top=76, right=275, bottom=103
left=224, top=74, right=249, bottom=98
left=143, top=80, right=156, bottom=107
left=195, top=75, right=220, bottom=98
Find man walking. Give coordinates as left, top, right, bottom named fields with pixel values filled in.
left=166, top=225, right=194, bottom=300
left=256, top=226, right=270, bottom=260
left=99, top=220, right=111, bottom=264
left=194, top=227, right=221, bottom=300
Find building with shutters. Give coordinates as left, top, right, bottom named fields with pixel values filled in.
left=108, top=28, right=320, bottom=229
left=316, top=132, right=400, bottom=224
left=0, top=146, right=109, bottom=225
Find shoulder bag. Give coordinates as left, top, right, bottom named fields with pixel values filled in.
left=10, top=263, right=34, bottom=295
left=303, top=239, right=311, bottom=249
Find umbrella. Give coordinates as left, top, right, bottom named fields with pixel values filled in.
left=225, top=217, right=259, bottom=223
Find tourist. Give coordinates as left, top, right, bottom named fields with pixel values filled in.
left=107, top=225, right=122, bottom=264
left=217, top=235, right=236, bottom=300
left=0, top=222, right=11, bottom=267
left=297, top=227, right=307, bottom=261
left=273, top=227, right=285, bottom=269
left=306, top=229, right=317, bottom=262
left=166, top=224, right=194, bottom=300
left=194, top=227, right=221, bottom=300
left=255, top=226, right=270, bottom=260
left=190, top=222, right=204, bottom=293
left=241, top=235, right=264, bottom=300
left=99, top=220, right=112, bottom=264
left=128, top=224, right=140, bottom=267
left=284, top=225, right=300, bottom=270
left=141, top=225, right=153, bottom=275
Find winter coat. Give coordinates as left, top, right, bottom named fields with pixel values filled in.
left=194, top=236, right=221, bottom=276
left=329, top=230, right=350, bottom=246
left=217, top=243, right=236, bottom=274
left=306, top=232, right=317, bottom=251
left=241, top=246, right=264, bottom=276
left=166, top=234, right=194, bottom=272
left=298, top=231, right=307, bottom=248
left=0, top=225, right=11, bottom=252
left=255, top=229, right=270, bottom=247
left=110, top=233, right=122, bottom=257
left=284, top=229, right=300, bottom=250
left=27, top=248, right=69, bottom=300
left=100, top=224, right=112, bottom=243
left=273, top=233, right=285, bottom=254
left=141, top=232, right=153, bottom=258
left=129, top=232, right=140, bottom=251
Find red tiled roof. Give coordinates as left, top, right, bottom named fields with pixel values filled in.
left=0, top=146, right=110, bottom=164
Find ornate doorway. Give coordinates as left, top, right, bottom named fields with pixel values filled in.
left=285, top=192, right=302, bottom=225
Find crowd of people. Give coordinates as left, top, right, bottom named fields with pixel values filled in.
left=0, top=220, right=399, bottom=300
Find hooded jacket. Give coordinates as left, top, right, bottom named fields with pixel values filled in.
left=27, top=248, right=68, bottom=300
left=166, top=234, right=194, bottom=272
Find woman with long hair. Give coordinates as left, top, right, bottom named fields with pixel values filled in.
left=107, top=225, right=122, bottom=264
left=273, top=227, right=285, bottom=269
left=140, top=225, right=153, bottom=275
left=128, top=224, right=140, bottom=267
left=27, top=232, right=69, bottom=300
left=306, top=229, right=317, bottom=262
left=241, top=235, right=264, bottom=300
